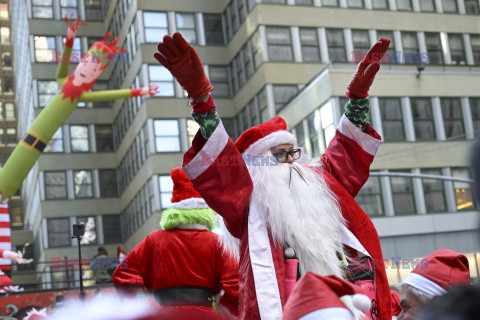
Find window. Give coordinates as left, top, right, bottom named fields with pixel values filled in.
left=348, top=0, right=364, bottom=8
left=470, top=98, right=480, bottom=136
left=154, top=120, right=181, bottom=152
left=294, top=122, right=305, bottom=149
left=60, top=0, right=78, bottom=18
left=241, top=44, right=254, bottom=79
left=266, top=27, right=293, bottom=61
left=73, top=170, right=93, bottom=198
left=44, top=171, right=67, bottom=199
left=452, top=168, right=474, bottom=211
left=2, top=52, right=11, bottom=68
left=37, top=81, right=58, bottom=107
left=149, top=66, right=174, bottom=96
left=307, top=112, right=320, bottom=157
left=390, top=171, right=416, bottom=215
left=320, top=101, right=335, bottom=147
left=44, top=127, right=64, bottom=153
left=356, top=175, right=383, bottom=216
left=300, top=28, right=320, bottom=62
left=5, top=102, right=14, bottom=119
left=411, top=98, right=435, bottom=140
left=273, top=85, right=298, bottom=113
left=465, top=0, right=479, bottom=13
left=99, top=169, right=117, bottom=197
left=85, top=0, right=102, bottom=20
left=0, top=129, right=3, bottom=144
left=103, top=215, right=122, bottom=244
left=0, top=3, right=7, bottom=19
left=421, top=168, right=447, bottom=212
left=373, top=0, right=389, bottom=9
left=322, top=0, right=339, bottom=6
left=352, top=30, right=370, bottom=58
left=3, top=76, right=13, bottom=93
left=397, top=0, right=412, bottom=10
left=77, top=216, right=96, bottom=245
left=47, top=218, right=70, bottom=247
left=34, top=36, right=56, bottom=62
left=471, top=35, right=480, bottom=65
left=296, top=0, right=314, bottom=4
left=258, top=88, right=269, bottom=123
left=143, top=12, right=168, bottom=43
left=379, top=98, right=405, bottom=141
left=6, top=128, right=15, bottom=144
left=441, top=98, right=464, bottom=139
left=176, top=13, right=197, bottom=44
left=251, top=29, right=263, bottom=69
left=377, top=30, right=396, bottom=63
left=425, top=33, right=444, bottom=65
left=32, top=0, right=53, bottom=18
left=203, top=14, right=223, bottom=45
left=63, top=37, right=81, bottom=62
left=326, top=29, right=346, bottom=62
left=419, top=0, right=436, bottom=11
left=159, top=175, right=174, bottom=208
left=402, top=32, right=421, bottom=64
left=448, top=34, right=466, bottom=65
left=95, top=125, right=114, bottom=152
left=70, top=125, right=90, bottom=152
left=0, top=27, right=9, bottom=43
left=442, top=0, right=458, bottom=12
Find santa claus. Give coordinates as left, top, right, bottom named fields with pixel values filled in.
left=154, top=33, right=392, bottom=320
left=112, top=167, right=238, bottom=318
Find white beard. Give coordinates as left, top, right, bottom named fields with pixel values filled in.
left=248, top=152, right=346, bottom=276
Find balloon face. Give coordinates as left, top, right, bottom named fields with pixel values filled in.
left=72, top=54, right=103, bottom=86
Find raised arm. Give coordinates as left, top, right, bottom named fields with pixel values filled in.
left=56, top=16, right=86, bottom=87
left=78, top=84, right=158, bottom=102
left=320, top=38, right=389, bottom=197
left=154, top=33, right=252, bottom=237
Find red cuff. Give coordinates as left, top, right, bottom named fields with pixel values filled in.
left=131, top=88, right=142, bottom=97
left=65, top=38, right=74, bottom=48
left=346, top=91, right=366, bottom=100
left=191, top=95, right=216, bottom=113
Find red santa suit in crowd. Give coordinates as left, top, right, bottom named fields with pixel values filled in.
left=154, top=33, right=393, bottom=320
left=113, top=168, right=239, bottom=318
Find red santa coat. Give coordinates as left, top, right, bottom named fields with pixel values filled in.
left=182, top=116, right=391, bottom=320
left=112, top=228, right=239, bottom=316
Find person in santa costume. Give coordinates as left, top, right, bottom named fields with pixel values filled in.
left=154, top=33, right=391, bottom=320
left=396, top=249, right=471, bottom=320
left=112, top=167, right=238, bottom=318
left=283, top=272, right=372, bottom=320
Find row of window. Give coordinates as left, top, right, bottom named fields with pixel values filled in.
left=46, top=214, right=121, bottom=248
left=31, top=0, right=103, bottom=20
left=43, top=169, right=117, bottom=200
left=44, top=124, right=113, bottom=153
left=356, top=167, right=475, bottom=216
left=291, top=96, right=480, bottom=158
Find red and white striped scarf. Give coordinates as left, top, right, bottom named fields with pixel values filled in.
left=0, top=200, right=11, bottom=270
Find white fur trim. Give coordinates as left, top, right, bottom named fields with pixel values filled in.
left=340, top=224, right=370, bottom=257
left=337, top=115, right=381, bottom=156
left=402, top=272, right=447, bottom=296
left=243, top=130, right=297, bottom=156
left=352, top=294, right=372, bottom=312
left=299, top=307, right=354, bottom=320
left=171, top=198, right=209, bottom=209
left=176, top=224, right=209, bottom=230
left=248, top=200, right=283, bottom=320
left=184, top=121, right=229, bottom=180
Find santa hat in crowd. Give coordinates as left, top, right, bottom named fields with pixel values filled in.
left=401, top=249, right=470, bottom=296
left=283, top=272, right=371, bottom=320
left=235, top=116, right=297, bottom=156
left=159, top=168, right=215, bottom=231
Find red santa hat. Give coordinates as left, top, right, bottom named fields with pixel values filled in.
left=170, top=167, right=208, bottom=209
left=283, top=272, right=371, bottom=320
left=235, top=116, right=296, bottom=156
left=401, top=249, right=470, bottom=296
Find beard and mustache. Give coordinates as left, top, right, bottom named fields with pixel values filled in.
left=247, top=151, right=346, bottom=277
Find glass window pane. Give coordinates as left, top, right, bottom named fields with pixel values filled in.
left=74, top=170, right=93, bottom=198
left=422, top=168, right=446, bottom=212
left=103, top=215, right=121, bottom=244
left=77, top=216, right=97, bottom=245
left=44, top=172, right=67, bottom=199
left=397, top=0, right=412, bottom=10
left=452, top=168, right=475, bottom=211
left=45, top=127, right=64, bottom=152
left=95, top=125, right=114, bottom=152
left=443, top=0, right=457, bottom=12
left=99, top=169, right=117, bottom=197
left=420, top=0, right=436, bottom=11
left=373, top=0, right=389, bottom=8
left=143, top=12, right=167, bottom=27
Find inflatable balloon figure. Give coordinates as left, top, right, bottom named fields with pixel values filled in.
left=0, top=16, right=158, bottom=201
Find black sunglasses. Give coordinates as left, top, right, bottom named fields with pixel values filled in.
left=272, top=148, right=301, bottom=163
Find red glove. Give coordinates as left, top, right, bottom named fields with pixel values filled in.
left=346, top=37, right=390, bottom=99
left=154, top=33, right=214, bottom=100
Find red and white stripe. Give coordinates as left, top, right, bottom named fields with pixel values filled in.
left=0, top=200, right=11, bottom=270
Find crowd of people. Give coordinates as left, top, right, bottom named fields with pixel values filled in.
left=20, top=31, right=480, bottom=320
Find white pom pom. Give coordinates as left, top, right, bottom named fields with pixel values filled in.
left=352, top=294, right=371, bottom=312
left=284, top=247, right=295, bottom=258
